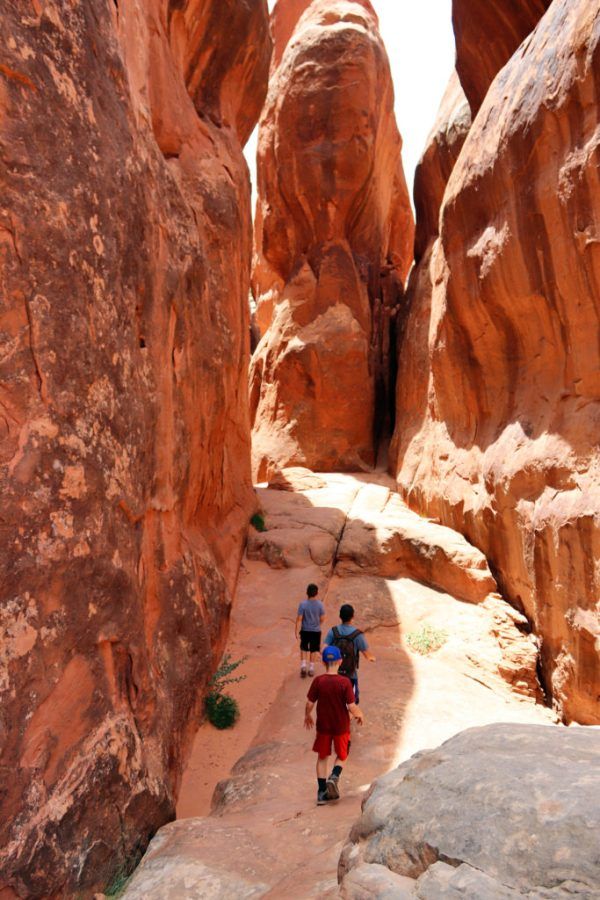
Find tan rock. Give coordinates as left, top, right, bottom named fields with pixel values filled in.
left=0, top=1, right=270, bottom=896
left=250, top=0, right=414, bottom=480
left=392, top=0, right=600, bottom=724
left=452, top=0, right=552, bottom=115
left=335, top=482, right=497, bottom=604
left=340, top=724, right=600, bottom=896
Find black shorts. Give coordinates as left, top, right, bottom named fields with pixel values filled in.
left=300, top=630, right=321, bottom=653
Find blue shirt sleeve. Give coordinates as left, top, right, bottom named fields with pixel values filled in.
left=324, top=628, right=333, bottom=645
left=318, top=601, right=325, bottom=617
left=356, top=633, right=368, bottom=652
left=297, top=601, right=305, bottom=617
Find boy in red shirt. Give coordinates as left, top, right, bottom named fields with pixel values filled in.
left=304, top=645, right=364, bottom=804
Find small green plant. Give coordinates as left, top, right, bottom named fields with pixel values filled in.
left=250, top=511, right=267, bottom=532
left=406, top=624, right=448, bottom=656
left=104, top=868, right=131, bottom=898
left=205, top=654, right=247, bottom=730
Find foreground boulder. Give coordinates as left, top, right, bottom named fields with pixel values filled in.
left=0, top=1, right=270, bottom=896
left=250, top=0, right=414, bottom=479
left=392, top=0, right=600, bottom=723
left=340, top=723, right=600, bottom=897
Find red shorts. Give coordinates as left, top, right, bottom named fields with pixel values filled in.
left=312, top=732, right=351, bottom=761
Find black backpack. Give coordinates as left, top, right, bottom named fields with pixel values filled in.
left=331, top=626, right=362, bottom=677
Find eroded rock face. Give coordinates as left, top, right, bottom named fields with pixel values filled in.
left=339, top=724, right=600, bottom=897
left=392, top=0, right=600, bottom=724
left=452, top=0, right=552, bottom=115
left=250, top=0, right=414, bottom=480
left=0, top=1, right=270, bottom=896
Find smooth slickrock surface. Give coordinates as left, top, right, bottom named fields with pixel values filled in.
left=339, top=724, right=600, bottom=897
left=123, top=473, right=553, bottom=899
left=250, top=0, right=414, bottom=480
left=452, top=0, right=552, bottom=115
left=0, top=1, right=269, bottom=896
left=392, top=0, right=600, bottom=724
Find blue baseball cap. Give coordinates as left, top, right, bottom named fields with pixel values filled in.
left=322, top=645, right=342, bottom=663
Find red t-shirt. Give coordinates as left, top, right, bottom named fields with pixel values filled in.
left=307, top=674, right=355, bottom=735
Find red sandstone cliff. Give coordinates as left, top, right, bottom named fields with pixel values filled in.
left=452, top=0, right=552, bottom=115
left=392, top=0, right=600, bottom=724
left=250, top=0, right=414, bottom=480
left=0, top=1, right=270, bottom=896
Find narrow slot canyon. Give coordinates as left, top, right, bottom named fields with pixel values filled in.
left=0, top=1, right=599, bottom=898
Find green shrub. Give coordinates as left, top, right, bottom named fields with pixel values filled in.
left=205, top=691, right=240, bottom=729
left=205, top=654, right=247, bottom=729
left=250, top=512, right=267, bottom=532
left=406, top=624, right=448, bottom=656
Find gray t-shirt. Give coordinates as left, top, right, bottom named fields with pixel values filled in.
left=297, top=599, right=325, bottom=632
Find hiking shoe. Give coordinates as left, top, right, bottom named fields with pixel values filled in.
left=308, top=667, right=314, bottom=677
left=326, top=774, right=340, bottom=800
left=317, top=790, right=333, bottom=805
left=300, top=668, right=307, bottom=678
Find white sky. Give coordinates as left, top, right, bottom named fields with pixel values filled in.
left=244, top=0, right=456, bottom=206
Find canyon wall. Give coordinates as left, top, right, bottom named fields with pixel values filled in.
left=0, top=1, right=270, bottom=896
left=452, top=0, right=553, bottom=115
left=250, top=0, right=414, bottom=480
left=392, top=0, right=600, bottom=724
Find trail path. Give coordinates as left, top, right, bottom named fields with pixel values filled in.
left=122, top=470, right=553, bottom=899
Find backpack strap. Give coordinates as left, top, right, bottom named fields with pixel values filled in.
left=346, top=629, right=362, bottom=641
left=332, top=626, right=340, bottom=640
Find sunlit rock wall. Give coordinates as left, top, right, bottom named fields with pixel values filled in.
left=392, top=0, right=600, bottom=724
left=250, top=0, right=414, bottom=480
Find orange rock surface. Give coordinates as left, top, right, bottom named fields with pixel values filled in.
left=392, top=0, right=600, bottom=725
left=250, top=0, right=414, bottom=480
left=452, top=0, right=552, bottom=115
left=0, top=1, right=270, bottom=896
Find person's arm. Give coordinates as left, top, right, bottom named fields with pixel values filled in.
left=323, top=628, right=333, bottom=648
left=347, top=701, right=364, bottom=725
left=295, top=614, right=303, bottom=639
left=304, top=700, right=315, bottom=729
left=358, top=634, right=375, bottom=662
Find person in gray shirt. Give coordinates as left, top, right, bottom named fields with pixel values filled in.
left=295, top=583, right=325, bottom=678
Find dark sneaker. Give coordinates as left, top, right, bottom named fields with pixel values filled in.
left=300, top=668, right=307, bottom=678
left=317, top=790, right=332, bottom=805
left=326, top=774, right=340, bottom=800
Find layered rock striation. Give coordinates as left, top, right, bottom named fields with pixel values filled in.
left=250, top=0, right=414, bottom=480
left=0, top=1, right=270, bottom=896
left=392, top=0, right=600, bottom=723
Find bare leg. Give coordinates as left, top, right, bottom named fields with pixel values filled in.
left=316, top=756, right=329, bottom=779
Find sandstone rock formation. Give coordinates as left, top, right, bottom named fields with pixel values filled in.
left=340, top=723, right=600, bottom=897
left=250, top=0, right=414, bottom=480
left=392, top=0, right=600, bottom=724
left=0, top=1, right=270, bottom=896
left=452, top=0, right=552, bottom=115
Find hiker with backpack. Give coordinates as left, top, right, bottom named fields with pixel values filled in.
left=304, top=645, right=364, bottom=804
left=324, top=603, right=375, bottom=703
